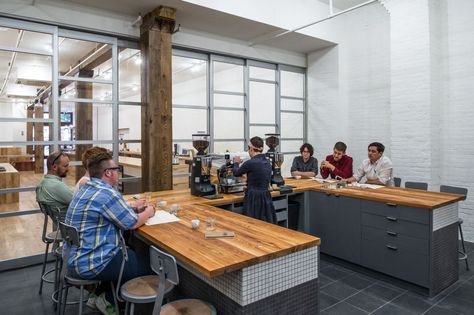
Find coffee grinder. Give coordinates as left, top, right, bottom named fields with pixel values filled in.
left=190, top=133, right=216, bottom=197
left=265, top=133, right=285, bottom=187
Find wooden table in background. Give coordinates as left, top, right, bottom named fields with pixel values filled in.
left=0, top=163, right=20, bottom=203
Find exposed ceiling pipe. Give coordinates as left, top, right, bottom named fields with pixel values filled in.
left=37, top=43, right=109, bottom=100
left=249, top=0, right=378, bottom=46
left=0, top=30, right=24, bottom=96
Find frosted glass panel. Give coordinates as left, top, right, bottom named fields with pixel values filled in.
left=249, top=82, right=275, bottom=124
left=281, top=71, right=304, bottom=98
left=214, top=94, right=244, bottom=108
left=173, top=108, right=207, bottom=139
left=213, top=62, right=243, bottom=93
left=173, top=56, right=207, bottom=106
left=281, top=113, right=303, bottom=139
left=119, top=48, right=141, bottom=102
left=119, top=105, right=141, bottom=140
left=281, top=98, right=304, bottom=111
left=282, top=153, right=299, bottom=176
left=281, top=140, right=302, bottom=153
left=249, top=126, right=275, bottom=140
left=249, top=66, right=275, bottom=81
left=214, top=110, right=244, bottom=139
left=214, top=141, right=244, bottom=153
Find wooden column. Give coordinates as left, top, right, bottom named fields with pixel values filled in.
left=75, top=69, right=94, bottom=181
left=140, top=6, right=176, bottom=192
left=34, top=105, right=44, bottom=174
left=26, top=106, right=34, bottom=154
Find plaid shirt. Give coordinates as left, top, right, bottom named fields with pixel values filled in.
left=65, top=178, right=138, bottom=279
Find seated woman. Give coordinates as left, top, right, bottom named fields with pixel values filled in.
left=232, top=136, right=276, bottom=224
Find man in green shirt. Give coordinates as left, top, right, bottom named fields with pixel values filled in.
left=36, top=151, right=73, bottom=221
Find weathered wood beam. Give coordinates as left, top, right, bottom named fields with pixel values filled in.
left=140, top=6, right=176, bottom=192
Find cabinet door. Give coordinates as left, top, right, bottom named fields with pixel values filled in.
left=309, top=192, right=361, bottom=263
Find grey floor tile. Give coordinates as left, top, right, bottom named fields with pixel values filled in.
left=320, top=274, right=337, bottom=288
left=319, top=292, right=340, bottom=311
left=362, top=283, right=404, bottom=302
left=321, top=280, right=359, bottom=300
left=390, top=292, right=434, bottom=314
left=322, top=301, right=368, bottom=315
left=320, top=265, right=354, bottom=281
left=435, top=295, right=474, bottom=314
left=345, top=291, right=386, bottom=313
left=340, top=273, right=374, bottom=291
left=424, top=305, right=463, bottom=315
left=371, top=302, right=414, bottom=315
left=447, top=280, right=474, bottom=304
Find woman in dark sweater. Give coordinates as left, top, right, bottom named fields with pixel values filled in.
left=232, top=136, right=276, bottom=224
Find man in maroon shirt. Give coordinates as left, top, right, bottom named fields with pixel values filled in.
left=320, top=142, right=353, bottom=179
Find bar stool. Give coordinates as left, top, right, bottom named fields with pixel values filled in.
left=57, top=221, right=119, bottom=315
left=393, top=177, right=401, bottom=187
left=37, top=201, right=62, bottom=296
left=121, top=246, right=216, bottom=315
left=405, top=181, right=428, bottom=190
left=440, top=185, right=470, bottom=271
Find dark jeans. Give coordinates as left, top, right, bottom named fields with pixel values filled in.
left=94, top=248, right=152, bottom=303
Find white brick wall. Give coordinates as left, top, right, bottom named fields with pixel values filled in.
left=307, top=0, right=474, bottom=241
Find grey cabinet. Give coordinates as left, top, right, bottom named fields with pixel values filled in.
left=309, top=192, right=361, bottom=264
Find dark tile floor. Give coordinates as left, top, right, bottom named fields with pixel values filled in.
left=1, top=241, right=473, bottom=315
left=320, top=241, right=474, bottom=315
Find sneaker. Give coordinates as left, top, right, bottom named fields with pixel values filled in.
left=86, top=292, right=97, bottom=310
left=95, top=292, right=117, bottom=315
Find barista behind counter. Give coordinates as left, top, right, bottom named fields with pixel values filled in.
left=291, top=143, right=318, bottom=178
left=232, top=137, right=276, bottom=224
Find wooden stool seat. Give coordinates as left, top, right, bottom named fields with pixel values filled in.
left=121, top=275, right=173, bottom=300
left=161, top=299, right=216, bottom=315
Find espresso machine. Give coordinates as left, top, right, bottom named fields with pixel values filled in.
left=216, top=154, right=246, bottom=194
left=265, top=133, right=285, bottom=187
left=190, top=133, right=216, bottom=197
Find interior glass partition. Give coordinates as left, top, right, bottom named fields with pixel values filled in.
left=0, top=17, right=137, bottom=269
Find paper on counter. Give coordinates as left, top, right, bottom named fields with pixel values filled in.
left=145, top=210, right=180, bottom=225
left=357, top=184, right=384, bottom=189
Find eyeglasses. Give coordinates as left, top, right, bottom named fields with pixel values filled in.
left=51, top=152, right=63, bottom=165
left=104, top=167, right=121, bottom=172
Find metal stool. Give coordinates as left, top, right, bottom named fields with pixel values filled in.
left=37, top=202, right=62, bottom=296
left=393, top=177, right=401, bottom=187
left=57, top=221, right=119, bottom=315
left=121, top=246, right=216, bottom=315
left=405, top=181, right=428, bottom=190
left=440, top=185, right=469, bottom=271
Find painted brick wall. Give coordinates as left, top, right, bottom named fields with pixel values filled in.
left=307, top=0, right=474, bottom=240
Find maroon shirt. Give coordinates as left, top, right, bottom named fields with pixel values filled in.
left=320, top=154, right=353, bottom=179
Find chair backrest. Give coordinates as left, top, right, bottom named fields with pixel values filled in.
left=440, top=185, right=468, bottom=196
left=150, top=246, right=179, bottom=315
left=394, top=177, right=401, bottom=187
left=405, top=181, right=428, bottom=190
left=58, top=221, right=80, bottom=248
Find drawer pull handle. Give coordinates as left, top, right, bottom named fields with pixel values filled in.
left=386, top=245, right=398, bottom=251
left=386, top=231, right=398, bottom=236
left=386, top=216, right=398, bottom=222
left=386, top=203, right=397, bottom=207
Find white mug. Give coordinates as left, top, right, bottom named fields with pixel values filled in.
left=191, top=219, right=200, bottom=229
left=158, top=200, right=167, bottom=208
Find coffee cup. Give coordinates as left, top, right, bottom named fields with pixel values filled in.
left=158, top=200, right=167, bottom=208
left=191, top=219, right=200, bottom=229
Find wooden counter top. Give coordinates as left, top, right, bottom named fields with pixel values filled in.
left=138, top=203, right=320, bottom=277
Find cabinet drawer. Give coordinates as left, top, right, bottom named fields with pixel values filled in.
left=276, top=209, right=288, bottom=222
left=362, top=225, right=429, bottom=255
left=361, top=239, right=429, bottom=287
left=360, top=200, right=429, bottom=224
left=361, top=212, right=429, bottom=240
left=273, top=198, right=288, bottom=210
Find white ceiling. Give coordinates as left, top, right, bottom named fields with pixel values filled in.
left=59, top=0, right=334, bottom=54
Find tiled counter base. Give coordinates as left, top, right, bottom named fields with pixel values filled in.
left=176, top=246, right=320, bottom=315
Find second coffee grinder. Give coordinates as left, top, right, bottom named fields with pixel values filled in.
left=265, top=133, right=285, bottom=187
left=190, top=133, right=216, bottom=197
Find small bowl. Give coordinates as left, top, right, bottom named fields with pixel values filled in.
left=293, top=175, right=302, bottom=180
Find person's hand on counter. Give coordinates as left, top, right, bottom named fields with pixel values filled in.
left=320, top=160, right=335, bottom=171
left=132, top=204, right=156, bottom=229
left=129, top=199, right=146, bottom=213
